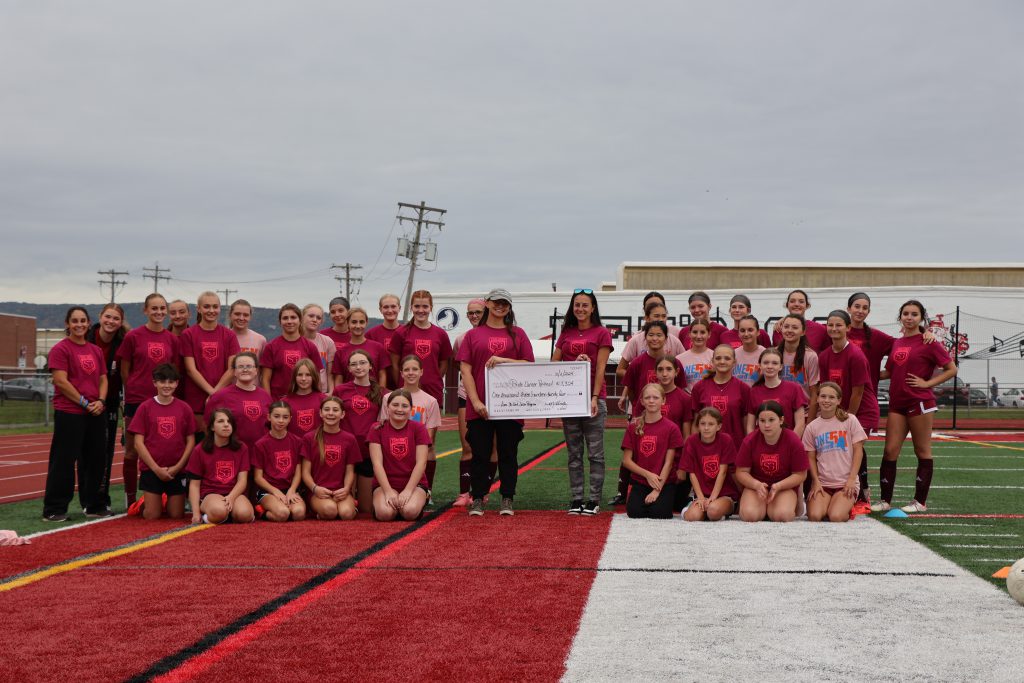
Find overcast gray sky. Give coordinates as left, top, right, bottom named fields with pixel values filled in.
left=2, top=1, right=1021, bottom=309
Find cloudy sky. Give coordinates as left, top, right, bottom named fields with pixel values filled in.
left=2, top=1, right=1021, bottom=310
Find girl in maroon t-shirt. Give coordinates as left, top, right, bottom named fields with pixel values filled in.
left=746, top=347, right=807, bottom=437
left=301, top=396, right=360, bottom=521
left=322, top=296, right=352, bottom=349
left=814, top=310, right=873, bottom=424
left=390, top=290, right=453, bottom=406
left=621, top=384, right=684, bottom=519
left=260, top=303, right=323, bottom=399
left=719, top=295, right=773, bottom=349
left=252, top=401, right=307, bottom=523
left=186, top=408, right=255, bottom=525
left=678, top=291, right=728, bottom=350
left=331, top=307, right=390, bottom=388
left=619, top=321, right=674, bottom=414
left=690, top=344, right=751, bottom=447
left=368, top=390, right=432, bottom=521
left=680, top=407, right=739, bottom=522
left=735, top=401, right=808, bottom=523
left=771, top=289, right=830, bottom=352
left=284, top=359, right=327, bottom=438
left=875, top=300, right=957, bottom=514
left=180, top=291, right=239, bottom=431
left=333, top=348, right=384, bottom=513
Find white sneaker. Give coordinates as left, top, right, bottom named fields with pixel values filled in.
left=901, top=500, right=927, bottom=513
left=870, top=501, right=890, bottom=513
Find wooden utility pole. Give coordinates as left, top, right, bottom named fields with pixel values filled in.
left=97, top=268, right=129, bottom=303
left=396, top=201, right=446, bottom=321
left=217, top=289, right=237, bottom=323
left=142, top=262, right=171, bottom=293
left=331, top=263, right=363, bottom=300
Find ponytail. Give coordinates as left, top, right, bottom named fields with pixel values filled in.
left=634, top=383, right=665, bottom=437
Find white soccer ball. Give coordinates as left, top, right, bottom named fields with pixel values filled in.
left=1007, top=558, right=1024, bottom=606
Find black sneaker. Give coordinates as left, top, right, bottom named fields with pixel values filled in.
left=582, top=501, right=600, bottom=516
left=85, top=508, right=114, bottom=518
left=568, top=499, right=584, bottom=515
left=608, top=492, right=626, bottom=506
left=42, top=512, right=68, bottom=522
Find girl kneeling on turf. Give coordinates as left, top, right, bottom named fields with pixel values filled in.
left=734, top=401, right=808, bottom=523
left=252, top=401, right=307, bottom=522
left=301, top=396, right=361, bottom=521
left=680, top=408, right=738, bottom=522
left=368, top=390, right=432, bottom=521
left=621, top=384, right=684, bottom=519
left=803, top=382, right=867, bottom=523
left=186, top=408, right=254, bottom=524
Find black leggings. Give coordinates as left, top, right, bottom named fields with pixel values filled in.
left=626, top=481, right=676, bottom=519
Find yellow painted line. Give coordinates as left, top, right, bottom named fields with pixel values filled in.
left=0, top=524, right=213, bottom=593
left=934, top=435, right=1024, bottom=452
left=435, top=447, right=463, bottom=460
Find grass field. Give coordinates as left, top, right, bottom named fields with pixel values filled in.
left=0, top=400, right=51, bottom=428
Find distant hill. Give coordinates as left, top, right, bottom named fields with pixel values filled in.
left=0, top=302, right=381, bottom=337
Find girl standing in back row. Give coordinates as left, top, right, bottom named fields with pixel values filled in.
left=390, top=290, right=453, bottom=406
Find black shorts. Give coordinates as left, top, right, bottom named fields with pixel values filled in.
left=354, top=459, right=374, bottom=478
left=458, top=397, right=467, bottom=409
left=139, top=469, right=187, bottom=496
left=121, top=403, right=141, bottom=446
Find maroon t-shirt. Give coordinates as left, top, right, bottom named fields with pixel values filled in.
left=365, top=324, right=400, bottom=355
left=179, top=324, right=240, bottom=412
left=49, top=338, right=106, bottom=414
left=186, top=443, right=250, bottom=498
left=720, top=328, right=773, bottom=349
left=116, top=326, right=179, bottom=403
left=283, top=391, right=327, bottom=437
left=818, top=342, right=874, bottom=425
left=679, top=321, right=728, bottom=350
left=127, top=397, right=196, bottom=470
left=624, top=353, right=684, bottom=406
left=330, top=339, right=391, bottom=384
left=771, top=319, right=830, bottom=353
left=680, top=432, right=739, bottom=499
left=260, top=336, right=323, bottom=399
left=204, top=384, right=273, bottom=449
left=848, top=325, right=894, bottom=430
left=301, top=429, right=361, bottom=490
left=736, top=429, right=808, bottom=486
left=321, top=327, right=352, bottom=349
left=333, top=382, right=381, bottom=460
left=454, top=324, right=536, bottom=422
left=690, top=377, right=751, bottom=447
left=555, top=324, right=614, bottom=400
left=391, top=323, right=454, bottom=405
left=620, top=416, right=684, bottom=485
left=252, top=431, right=304, bottom=490
left=367, top=419, right=432, bottom=490
left=886, top=334, right=953, bottom=405
left=747, top=381, right=808, bottom=431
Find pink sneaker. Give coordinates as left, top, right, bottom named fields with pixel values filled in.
left=453, top=492, right=472, bottom=507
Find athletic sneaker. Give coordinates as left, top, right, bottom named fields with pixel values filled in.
left=468, top=499, right=485, bottom=517
left=499, top=497, right=514, bottom=516
left=582, top=501, right=599, bottom=516
left=850, top=501, right=872, bottom=517
left=608, top=492, right=626, bottom=506
left=453, top=492, right=472, bottom=507
left=870, top=500, right=891, bottom=513
left=901, top=500, right=928, bottom=513
left=568, top=499, right=584, bottom=515
left=42, top=512, right=68, bottom=522
left=85, top=508, right=114, bottom=518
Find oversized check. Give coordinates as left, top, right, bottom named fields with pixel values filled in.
left=484, top=361, right=591, bottom=419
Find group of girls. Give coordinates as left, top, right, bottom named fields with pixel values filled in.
left=615, top=289, right=956, bottom=520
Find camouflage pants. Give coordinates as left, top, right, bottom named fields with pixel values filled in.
left=562, top=399, right=606, bottom=502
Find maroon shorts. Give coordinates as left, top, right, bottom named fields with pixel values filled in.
left=889, top=399, right=938, bottom=417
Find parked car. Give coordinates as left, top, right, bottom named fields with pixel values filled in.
left=0, top=377, right=54, bottom=402
left=934, top=382, right=968, bottom=406
left=998, top=388, right=1022, bottom=407
left=967, top=389, right=989, bottom=407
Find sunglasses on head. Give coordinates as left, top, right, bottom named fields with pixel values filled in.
left=573, top=288, right=593, bottom=295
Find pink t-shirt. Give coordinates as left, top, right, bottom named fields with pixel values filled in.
left=747, top=381, right=808, bottom=431
left=736, top=429, right=808, bottom=486
left=732, top=346, right=765, bottom=386
left=367, top=419, right=433, bottom=490
left=620, top=416, right=684, bottom=485
left=720, top=328, right=772, bottom=350
left=283, top=391, right=327, bottom=437
left=127, top=397, right=196, bottom=470
left=781, top=347, right=820, bottom=399
left=379, top=389, right=442, bottom=431
left=179, top=324, right=240, bottom=412
left=252, top=431, right=305, bottom=490
left=330, top=339, right=391, bottom=384
left=186, top=443, right=250, bottom=498
left=391, top=323, right=454, bottom=405
left=818, top=342, right=873, bottom=425
left=453, top=331, right=469, bottom=400
left=454, top=324, right=536, bottom=422
left=49, top=338, right=106, bottom=414
left=234, top=329, right=267, bottom=358
left=772, top=319, right=830, bottom=353
left=679, top=321, right=728, bottom=350
left=802, top=414, right=867, bottom=491
left=680, top=433, right=739, bottom=499
left=260, top=336, right=323, bottom=399
left=676, top=348, right=713, bottom=393
left=555, top=324, right=614, bottom=399
left=301, top=429, right=361, bottom=490
left=333, top=382, right=381, bottom=460
left=886, top=334, right=953, bottom=405
left=623, top=353, right=683, bottom=405
left=204, top=384, right=273, bottom=449
left=116, top=326, right=179, bottom=404
left=621, top=331, right=684, bottom=364
left=321, top=327, right=352, bottom=349
left=690, top=377, right=751, bottom=447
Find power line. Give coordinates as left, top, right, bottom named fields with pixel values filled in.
left=97, top=268, right=129, bottom=303
left=331, top=263, right=363, bottom=300
left=171, top=266, right=333, bottom=286
left=142, top=262, right=171, bottom=293
left=217, top=288, right=238, bottom=323
left=396, top=201, right=446, bottom=321
left=364, top=215, right=400, bottom=280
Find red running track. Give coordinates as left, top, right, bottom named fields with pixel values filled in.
left=0, top=431, right=126, bottom=504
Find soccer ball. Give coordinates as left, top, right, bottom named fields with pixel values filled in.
left=1008, top=558, right=1024, bottom=605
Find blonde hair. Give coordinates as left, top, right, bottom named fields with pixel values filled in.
left=817, top=381, right=849, bottom=421
left=634, top=382, right=665, bottom=437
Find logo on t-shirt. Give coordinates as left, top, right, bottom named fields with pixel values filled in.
left=660, top=404, right=669, bottom=417
left=147, top=343, right=166, bottom=363
left=702, top=454, right=720, bottom=479
left=243, top=400, right=262, bottom=421
left=711, top=395, right=729, bottom=413
left=390, top=436, right=409, bottom=459
left=283, top=350, right=301, bottom=368
left=759, top=453, right=780, bottom=476
left=415, top=339, right=432, bottom=359
left=296, top=410, right=314, bottom=431
left=646, top=371, right=657, bottom=384
left=215, top=460, right=234, bottom=483
left=569, top=340, right=585, bottom=356
left=324, top=444, right=341, bottom=466
left=274, top=451, right=292, bottom=472
left=892, top=347, right=910, bottom=366
left=201, top=342, right=219, bottom=362
left=816, top=430, right=848, bottom=453
left=157, top=416, right=176, bottom=439
left=78, top=354, right=97, bottom=374
left=638, top=435, right=657, bottom=457
left=829, top=369, right=844, bottom=385
left=488, top=337, right=509, bottom=354
left=383, top=337, right=393, bottom=351
left=351, top=395, right=371, bottom=415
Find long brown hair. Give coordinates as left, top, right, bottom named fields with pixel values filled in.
left=817, top=381, right=849, bottom=421
left=347, top=348, right=382, bottom=406
left=288, top=358, right=322, bottom=394
left=314, top=395, right=344, bottom=465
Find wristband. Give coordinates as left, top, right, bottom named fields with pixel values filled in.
left=80, top=396, right=89, bottom=408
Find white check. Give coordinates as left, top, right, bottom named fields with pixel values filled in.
left=484, top=361, right=592, bottom=419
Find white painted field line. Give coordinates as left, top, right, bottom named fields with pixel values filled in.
left=921, top=533, right=1019, bottom=538
left=975, top=558, right=1018, bottom=562
left=891, top=467, right=1024, bottom=471
left=908, top=523, right=995, bottom=527
left=23, top=513, right=126, bottom=539
left=940, top=544, right=1024, bottom=549
left=892, top=484, right=1024, bottom=489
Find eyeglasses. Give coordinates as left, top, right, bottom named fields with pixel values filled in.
left=573, top=288, right=594, bottom=295
left=466, top=310, right=484, bottom=316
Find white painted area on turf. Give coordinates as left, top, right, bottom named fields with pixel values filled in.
left=562, top=517, right=1024, bottom=682
left=23, top=514, right=126, bottom=539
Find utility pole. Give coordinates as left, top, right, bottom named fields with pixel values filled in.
left=142, top=262, right=171, bottom=293
left=217, top=288, right=237, bottom=324
left=331, top=263, right=363, bottom=300
left=396, top=201, right=446, bottom=321
left=97, top=268, right=129, bottom=303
